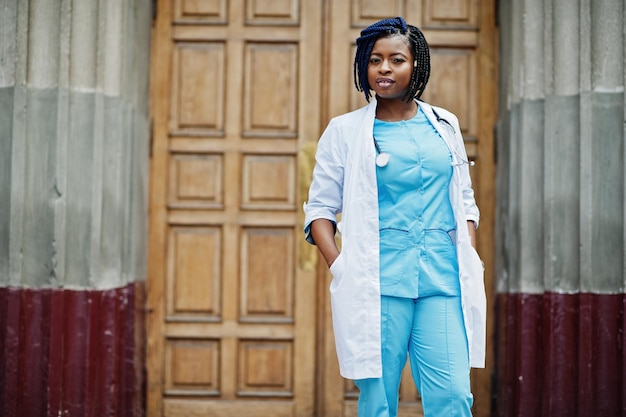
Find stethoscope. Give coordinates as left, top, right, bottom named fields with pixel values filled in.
left=373, top=108, right=475, bottom=168
left=373, top=137, right=390, bottom=167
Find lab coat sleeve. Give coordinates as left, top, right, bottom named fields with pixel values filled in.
left=303, top=119, right=346, bottom=244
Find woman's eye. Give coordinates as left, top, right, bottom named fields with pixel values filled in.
left=393, top=58, right=405, bottom=63
left=369, top=58, right=381, bottom=64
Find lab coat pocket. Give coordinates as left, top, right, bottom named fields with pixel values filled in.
left=459, top=242, right=484, bottom=302
left=465, top=244, right=484, bottom=277
left=458, top=241, right=487, bottom=368
left=328, top=249, right=361, bottom=375
left=329, top=251, right=346, bottom=292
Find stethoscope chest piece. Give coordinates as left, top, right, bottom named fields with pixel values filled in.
left=376, top=153, right=390, bottom=167
left=373, top=136, right=390, bottom=167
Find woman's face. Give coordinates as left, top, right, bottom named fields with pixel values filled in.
left=367, top=35, right=414, bottom=100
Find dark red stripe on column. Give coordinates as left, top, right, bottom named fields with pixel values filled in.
left=541, top=293, right=578, bottom=417
left=494, top=293, right=512, bottom=417
left=577, top=293, right=594, bottom=416
left=494, top=293, right=545, bottom=417
left=17, top=289, right=49, bottom=417
left=516, top=294, right=543, bottom=417
left=86, top=289, right=118, bottom=417
left=119, top=286, right=135, bottom=417
left=623, top=296, right=626, bottom=416
left=1, top=287, right=21, bottom=417
left=496, top=292, right=626, bottom=417
left=47, top=290, right=65, bottom=417
left=589, top=294, right=622, bottom=415
left=0, top=283, right=144, bottom=417
left=62, top=290, right=89, bottom=416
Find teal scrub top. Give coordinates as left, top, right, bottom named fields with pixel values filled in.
left=374, top=106, right=460, bottom=298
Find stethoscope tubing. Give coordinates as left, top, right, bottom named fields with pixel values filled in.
left=372, top=110, right=474, bottom=168
left=431, top=109, right=475, bottom=167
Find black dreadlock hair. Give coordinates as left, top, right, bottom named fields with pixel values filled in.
left=354, top=16, right=430, bottom=103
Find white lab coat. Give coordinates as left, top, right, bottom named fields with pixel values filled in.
left=304, top=98, right=486, bottom=380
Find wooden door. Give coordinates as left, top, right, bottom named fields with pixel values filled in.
left=148, top=1, right=497, bottom=416
left=318, top=1, right=497, bottom=416
left=147, top=0, right=322, bottom=416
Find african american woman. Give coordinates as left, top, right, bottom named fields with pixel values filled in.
left=303, top=17, right=486, bottom=417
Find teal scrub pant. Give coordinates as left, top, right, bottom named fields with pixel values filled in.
left=355, top=295, right=473, bottom=417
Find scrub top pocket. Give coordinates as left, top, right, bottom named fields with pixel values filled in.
left=420, top=229, right=460, bottom=297
left=379, top=228, right=413, bottom=287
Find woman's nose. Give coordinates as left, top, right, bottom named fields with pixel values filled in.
left=379, top=60, right=391, bottom=73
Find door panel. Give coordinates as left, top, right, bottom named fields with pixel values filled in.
left=148, top=0, right=321, bottom=415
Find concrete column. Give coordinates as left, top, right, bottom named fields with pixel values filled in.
left=496, top=0, right=625, bottom=415
left=0, top=1, right=151, bottom=415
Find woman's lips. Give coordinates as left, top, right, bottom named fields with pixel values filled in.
left=376, top=78, right=394, bottom=87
